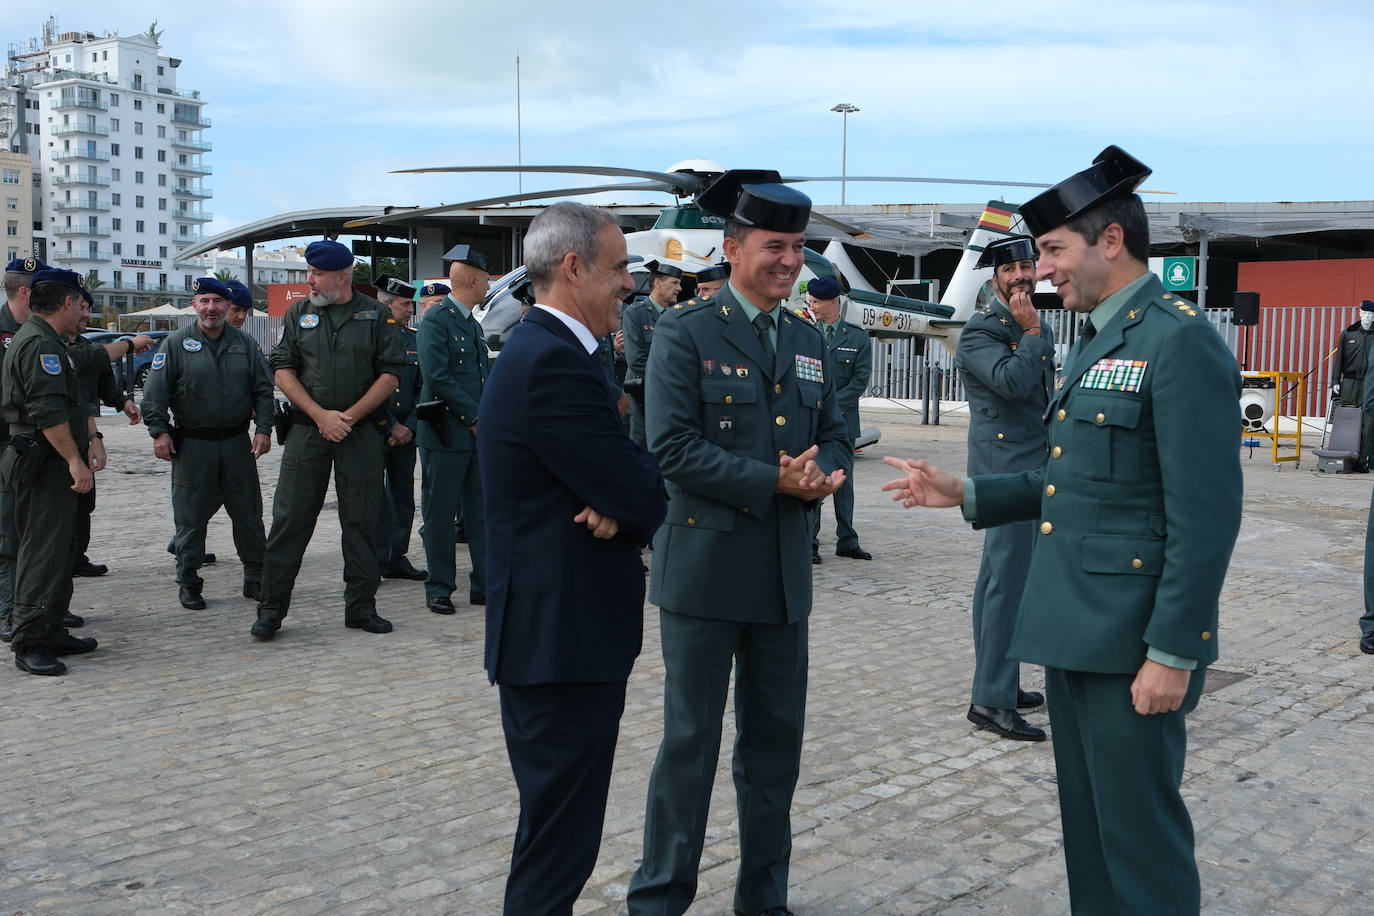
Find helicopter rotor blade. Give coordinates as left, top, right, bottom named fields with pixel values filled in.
left=784, top=175, right=1052, bottom=190
left=341, top=181, right=675, bottom=229
left=391, top=164, right=710, bottom=196
left=808, top=211, right=873, bottom=239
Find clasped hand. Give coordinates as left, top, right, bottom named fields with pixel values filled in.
left=776, top=444, right=844, bottom=499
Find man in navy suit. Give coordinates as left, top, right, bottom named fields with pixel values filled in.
left=479, top=201, right=667, bottom=915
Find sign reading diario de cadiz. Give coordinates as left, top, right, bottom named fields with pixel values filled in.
left=121, top=257, right=163, bottom=270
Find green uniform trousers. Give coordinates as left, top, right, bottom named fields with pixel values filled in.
left=1362, top=484, right=1374, bottom=638
left=171, top=435, right=266, bottom=590
left=627, top=610, right=807, bottom=916
left=419, top=447, right=485, bottom=601
left=970, top=519, right=1034, bottom=709
left=375, top=442, right=417, bottom=570
left=259, top=423, right=383, bottom=624
left=0, top=466, right=14, bottom=628
left=1, top=448, right=77, bottom=652
left=1045, top=666, right=1206, bottom=915
left=808, top=446, right=857, bottom=553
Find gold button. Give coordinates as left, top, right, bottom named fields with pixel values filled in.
left=1052, top=446, right=1062, bottom=458
left=725, top=395, right=733, bottom=404
left=775, top=416, right=786, bottom=426
left=815, top=401, right=821, bottom=408
left=687, top=517, right=696, bottom=526
left=774, top=384, right=782, bottom=394
left=1040, top=521, right=1053, bottom=535
left=742, top=507, right=750, bottom=514
left=779, top=449, right=788, bottom=458
left=1045, top=485, right=1055, bottom=497
left=1095, top=412, right=1105, bottom=423
left=997, top=433, right=1004, bottom=440
left=1200, top=631, right=1211, bottom=641
left=1132, top=558, right=1143, bottom=569
left=1057, top=409, right=1066, bottom=421
left=1162, top=293, right=1173, bottom=300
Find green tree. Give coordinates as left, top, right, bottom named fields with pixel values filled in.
left=214, top=269, right=237, bottom=284
left=354, top=256, right=410, bottom=286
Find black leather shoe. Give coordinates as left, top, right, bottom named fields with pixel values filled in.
left=1017, top=689, right=1045, bottom=711
left=73, top=560, right=108, bottom=577
left=346, top=614, right=393, bottom=634
left=734, top=907, right=794, bottom=916
left=836, top=546, right=873, bottom=560
left=15, top=646, right=66, bottom=676
left=469, top=593, right=486, bottom=606
left=250, top=617, right=280, bottom=641
left=63, top=612, right=84, bottom=628
left=382, top=559, right=428, bottom=580
left=967, top=704, right=1047, bottom=741
left=427, top=597, right=456, bottom=615
left=179, top=586, right=207, bottom=610
left=811, top=549, right=822, bottom=565
left=203, top=553, right=216, bottom=565
left=48, top=632, right=98, bottom=655
left=1361, top=633, right=1374, bottom=654
left=166, top=538, right=176, bottom=555
left=243, top=582, right=262, bottom=601
left=0, top=622, right=10, bottom=643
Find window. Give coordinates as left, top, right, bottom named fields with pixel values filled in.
left=157, top=125, right=165, bottom=138
left=136, top=244, right=145, bottom=256
left=157, top=198, right=166, bottom=210
left=5, top=198, right=15, bottom=210
left=111, top=218, right=121, bottom=230
left=159, top=246, right=167, bottom=258
left=102, top=51, right=107, bottom=61
left=111, top=193, right=120, bottom=205
left=135, top=220, right=144, bottom=232
left=113, top=270, right=121, bottom=285
left=134, top=171, right=143, bottom=184
left=158, top=222, right=167, bottom=234
left=179, top=225, right=188, bottom=237
left=157, top=65, right=164, bottom=76
left=92, top=53, right=98, bottom=63
left=110, top=118, right=119, bottom=130
left=135, top=195, right=144, bottom=208
left=112, top=244, right=121, bottom=256
left=5, top=222, right=16, bottom=237
left=110, top=168, right=120, bottom=181
left=156, top=103, right=165, bottom=114
left=110, top=93, right=118, bottom=107
left=1, top=169, right=18, bottom=185
left=156, top=150, right=165, bottom=162
left=110, top=142, right=119, bottom=156
left=134, top=147, right=143, bottom=159
left=177, top=129, right=186, bottom=142
left=133, top=100, right=142, bottom=111
left=156, top=174, right=166, bottom=187
left=159, top=272, right=167, bottom=288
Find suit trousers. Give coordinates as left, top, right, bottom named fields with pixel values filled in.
left=627, top=610, right=807, bottom=916
left=172, top=435, right=266, bottom=590
left=969, top=519, right=1034, bottom=708
left=1045, top=666, right=1206, bottom=916
left=499, top=680, right=627, bottom=916
left=259, top=424, right=383, bottom=624
left=419, top=447, right=486, bottom=601
left=375, top=441, right=417, bottom=569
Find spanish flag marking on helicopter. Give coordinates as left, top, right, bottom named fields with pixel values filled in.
left=977, top=205, right=1014, bottom=232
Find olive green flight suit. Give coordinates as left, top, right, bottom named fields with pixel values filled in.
left=376, top=318, right=422, bottom=570
left=0, top=303, right=26, bottom=632
left=142, top=323, right=275, bottom=593
left=0, top=314, right=88, bottom=653
left=68, top=334, right=126, bottom=571
left=259, top=293, right=404, bottom=625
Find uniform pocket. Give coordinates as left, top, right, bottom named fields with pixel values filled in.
left=699, top=378, right=757, bottom=448
left=1067, top=393, right=1144, bottom=482
left=1080, top=533, right=1164, bottom=576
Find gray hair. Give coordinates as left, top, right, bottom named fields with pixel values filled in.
left=524, top=202, right=617, bottom=292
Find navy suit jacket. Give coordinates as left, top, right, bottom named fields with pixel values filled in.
left=479, top=307, right=667, bottom=686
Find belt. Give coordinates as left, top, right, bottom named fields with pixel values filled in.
left=176, top=422, right=250, bottom=441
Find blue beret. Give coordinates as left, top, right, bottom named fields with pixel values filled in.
left=1362, top=300, right=1374, bottom=312
left=79, top=285, right=94, bottom=307
left=807, top=277, right=842, bottom=300
left=192, top=277, right=232, bottom=300
left=224, top=280, right=253, bottom=309
left=420, top=282, right=450, bottom=297
left=5, top=256, right=47, bottom=274
left=304, top=239, right=354, bottom=271
left=31, top=268, right=85, bottom=293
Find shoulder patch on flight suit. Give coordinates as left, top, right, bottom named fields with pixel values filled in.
left=151, top=353, right=166, bottom=371
left=40, top=353, right=62, bottom=375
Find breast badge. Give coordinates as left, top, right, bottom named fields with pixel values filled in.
left=183, top=338, right=203, bottom=352
left=299, top=314, right=321, bottom=329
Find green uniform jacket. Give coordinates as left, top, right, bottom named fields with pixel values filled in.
left=383, top=319, right=422, bottom=433
left=622, top=296, right=662, bottom=384
left=271, top=291, right=404, bottom=416
left=68, top=335, right=124, bottom=417
left=645, top=286, right=851, bottom=623
left=822, top=315, right=872, bottom=442
left=143, top=323, right=275, bottom=438
left=955, top=299, right=1056, bottom=475
left=1, top=314, right=88, bottom=450
left=0, top=303, right=23, bottom=442
left=970, top=277, right=1242, bottom=673
left=416, top=295, right=487, bottom=452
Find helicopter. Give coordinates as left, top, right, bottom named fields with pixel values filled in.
left=343, top=160, right=1048, bottom=356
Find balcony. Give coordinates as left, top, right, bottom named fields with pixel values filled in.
left=109, top=281, right=179, bottom=292
left=53, top=226, right=111, bottom=238
left=52, top=175, right=111, bottom=188
left=156, top=86, right=203, bottom=101
left=171, top=161, right=212, bottom=176
left=172, top=112, right=211, bottom=128
left=173, top=210, right=213, bottom=222
left=52, top=124, right=110, bottom=138
left=53, top=150, right=111, bottom=163
left=170, top=136, right=213, bottom=152
left=54, top=96, right=109, bottom=112
left=55, top=250, right=112, bottom=263
left=53, top=199, right=111, bottom=212
left=173, top=186, right=212, bottom=199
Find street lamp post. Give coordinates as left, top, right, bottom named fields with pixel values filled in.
left=830, top=103, right=860, bottom=204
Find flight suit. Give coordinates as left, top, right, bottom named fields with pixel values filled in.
left=954, top=298, right=1056, bottom=710
left=376, top=317, right=422, bottom=572
left=143, top=323, right=274, bottom=595
left=628, top=284, right=850, bottom=915
left=622, top=296, right=665, bottom=448
left=0, top=303, right=24, bottom=635
left=809, top=313, right=871, bottom=553
left=68, top=334, right=125, bottom=573
left=0, top=314, right=88, bottom=654
left=967, top=274, right=1242, bottom=914
left=417, top=294, right=488, bottom=604
left=259, top=292, right=404, bottom=626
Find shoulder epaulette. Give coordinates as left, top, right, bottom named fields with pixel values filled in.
left=1156, top=292, right=1200, bottom=320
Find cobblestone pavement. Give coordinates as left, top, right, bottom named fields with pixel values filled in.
left=2, top=400, right=1370, bottom=914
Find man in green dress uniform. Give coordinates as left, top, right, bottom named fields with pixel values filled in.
left=804, top=276, right=873, bottom=564
left=621, top=260, right=682, bottom=448
left=627, top=174, right=850, bottom=916
left=417, top=247, right=490, bottom=614
left=373, top=277, right=426, bottom=581
left=143, top=277, right=274, bottom=610
left=955, top=235, right=1057, bottom=742
left=883, top=147, right=1242, bottom=914
left=253, top=240, right=404, bottom=640
left=2, top=268, right=99, bottom=675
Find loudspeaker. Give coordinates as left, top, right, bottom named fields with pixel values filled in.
left=1233, top=291, right=1260, bottom=326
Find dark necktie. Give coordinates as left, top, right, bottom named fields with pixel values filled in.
left=753, top=312, right=775, bottom=371
left=826, top=324, right=836, bottom=344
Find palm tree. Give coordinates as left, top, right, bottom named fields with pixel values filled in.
left=214, top=269, right=237, bottom=285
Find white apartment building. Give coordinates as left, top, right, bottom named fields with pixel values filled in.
left=1, top=148, right=35, bottom=262
left=0, top=18, right=210, bottom=310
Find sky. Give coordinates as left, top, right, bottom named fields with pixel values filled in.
left=10, top=1, right=1374, bottom=245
